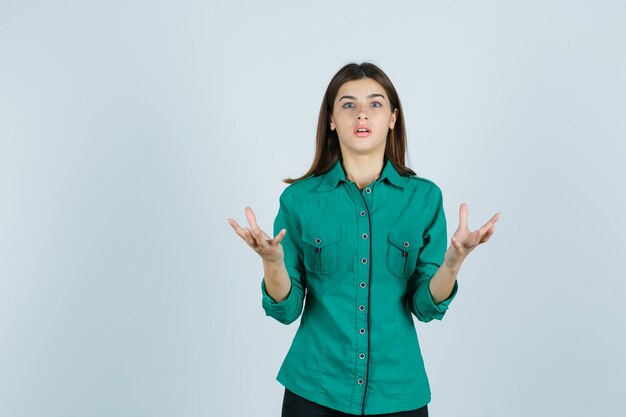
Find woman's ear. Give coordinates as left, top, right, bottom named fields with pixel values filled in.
left=389, top=108, right=398, bottom=130
left=330, top=114, right=336, bottom=131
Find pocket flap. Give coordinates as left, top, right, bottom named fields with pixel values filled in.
left=388, top=228, right=423, bottom=252
left=301, top=225, right=342, bottom=248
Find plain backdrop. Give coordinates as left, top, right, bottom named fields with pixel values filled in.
left=1, top=1, right=625, bottom=416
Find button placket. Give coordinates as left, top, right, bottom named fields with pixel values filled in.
left=356, top=200, right=370, bottom=392
left=348, top=181, right=371, bottom=397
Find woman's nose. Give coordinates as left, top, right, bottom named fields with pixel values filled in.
left=357, top=108, right=368, bottom=120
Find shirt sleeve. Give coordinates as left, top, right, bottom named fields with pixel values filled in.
left=261, top=188, right=306, bottom=325
left=407, top=184, right=458, bottom=322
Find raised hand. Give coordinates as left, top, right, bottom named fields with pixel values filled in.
left=447, top=203, right=500, bottom=268
left=227, top=207, right=287, bottom=264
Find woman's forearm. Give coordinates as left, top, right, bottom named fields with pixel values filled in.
left=263, top=258, right=292, bottom=303
left=429, top=246, right=464, bottom=304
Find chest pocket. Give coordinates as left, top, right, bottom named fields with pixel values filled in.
left=387, top=228, right=423, bottom=279
left=301, top=225, right=342, bottom=275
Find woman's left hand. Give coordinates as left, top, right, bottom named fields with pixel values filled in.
left=446, top=203, right=500, bottom=269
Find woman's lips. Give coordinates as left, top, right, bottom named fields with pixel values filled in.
left=354, top=126, right=371, bottom=137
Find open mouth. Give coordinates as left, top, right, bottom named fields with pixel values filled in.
left=354, top=126, right=371, bottom=137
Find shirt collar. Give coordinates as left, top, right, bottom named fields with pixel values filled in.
left=379, top=158, right=411, bottom=188
left=316, top=158, right=410, bottom=191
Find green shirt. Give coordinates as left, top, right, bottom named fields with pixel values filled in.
left=261, top=158, right=458, bottom=415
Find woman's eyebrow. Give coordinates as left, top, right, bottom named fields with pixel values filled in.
left=338, top=93, right=386, bottom=102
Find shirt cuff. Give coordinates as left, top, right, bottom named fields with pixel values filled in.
left=261, top=278, right=298, bottom=323
left=417, top=279, right=459, bottom=320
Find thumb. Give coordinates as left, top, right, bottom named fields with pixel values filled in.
left=271, top=229, right=287, bottom=246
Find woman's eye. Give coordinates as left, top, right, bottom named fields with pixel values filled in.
left=371, top=102, right=382, bottom=108
left=342, top=102, right=355, bottom=108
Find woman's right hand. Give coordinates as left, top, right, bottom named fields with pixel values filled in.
left=227, top=207, right=287, bottom=264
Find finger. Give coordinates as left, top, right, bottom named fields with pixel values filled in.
left=245, top=207, right=273, bottom=249
left=268, top=228, right=287, bottom=246
left=247, top=224, right=264, bottom=244
left=245, top=207, right=260, bottom=232
left=458, top=230, right=481, bottom=248
left=248, top=220, right=272, bottom=246
left=479, top=226, right=496, bottom=244
left=450, top=235, right=470, bottom=254
left=458, top=203, right=468, bottom=230
left=477, top=212, right=501, bottom=236
left=228, top=218, right=253, bottom=243
left=241, top=228, right=260, bottom=248
left=227, top=218, right=245, bottom=234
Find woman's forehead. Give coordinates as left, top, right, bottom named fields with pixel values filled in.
left=336, top=78, right=387, bottom=99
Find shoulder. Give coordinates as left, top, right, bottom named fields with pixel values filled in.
left=278, top=174, right=322, bottom=203
left=405, top=175, right=443, bottom=199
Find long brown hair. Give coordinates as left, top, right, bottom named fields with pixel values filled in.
left=284, top=62, right=415, bottom=184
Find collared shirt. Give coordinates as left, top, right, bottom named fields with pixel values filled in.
left=261, top=158, right=458, bottom=415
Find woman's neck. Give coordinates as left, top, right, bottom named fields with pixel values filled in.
left=341, top=154, right=385, bottom=190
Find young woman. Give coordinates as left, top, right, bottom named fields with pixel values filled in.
left=228, top=62, right=500, bottom=417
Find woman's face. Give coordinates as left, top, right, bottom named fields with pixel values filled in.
left=330, top=77, right=397, bottom=158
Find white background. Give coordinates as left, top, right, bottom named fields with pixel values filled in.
left=1, top=1, right=625, bottom=416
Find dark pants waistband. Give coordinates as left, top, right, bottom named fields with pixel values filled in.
left=281, top=388, right=429, bottom=417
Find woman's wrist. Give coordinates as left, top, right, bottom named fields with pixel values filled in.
left=263, top=256, right=284, bottom=269
left=443, top=247, right=465, bottom=274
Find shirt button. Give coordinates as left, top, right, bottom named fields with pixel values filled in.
left=361, top=233, right=368, bottom=240
left=359, top=353, right=366, bottom=360
left=359, top=305, right=365, bottom=311
left=364, top=187, right=371, bottom=194
left=359, top=328, right=366, bottom=335
left=361, top=258, right=368, bottom=264
left=359, top=210, right=366, bottom=217
left=403, top=241, right=409, bottom=248
left=360, top=282, right=366, bottom=288
left=357, top=378, right=364, bottom=385
left=315, top=237, right=322, bottom=244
